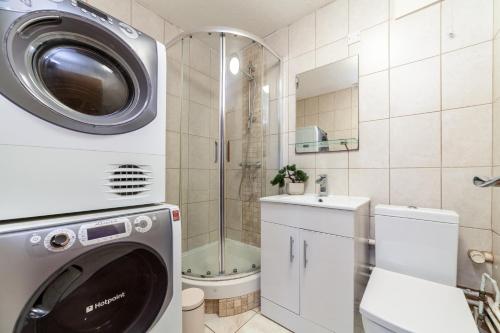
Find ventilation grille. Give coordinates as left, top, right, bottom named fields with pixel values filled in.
left=106, top=164, right=153, bottom=196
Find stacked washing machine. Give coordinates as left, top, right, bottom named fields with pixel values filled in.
left=0, top=0, right=181, bottom=332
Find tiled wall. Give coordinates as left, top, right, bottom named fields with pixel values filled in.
left=264, top=0, right=496, bottom=290
left=297, top=87, right=359, bottom=141
left=492, top=2, right=500, bottom=284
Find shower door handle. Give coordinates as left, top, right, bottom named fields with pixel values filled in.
left=303, top=241, right=308, bottom=268
left=214, top=141, right=218, bottom=163
left=289, top=236, right=294, bottom=262
left=227, top=140, right=231, bottom=162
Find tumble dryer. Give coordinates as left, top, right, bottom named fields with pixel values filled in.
left=0, top=0, right=167, bottom=220
left=0, top=204, right=181, bottom=333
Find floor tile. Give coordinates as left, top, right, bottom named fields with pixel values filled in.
left=205, top=310, right=256, bottom=333
left=236, top=314, right=291, bottom=333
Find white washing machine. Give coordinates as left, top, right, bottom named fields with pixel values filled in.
left=0, top=0, right=167, bottom=220
left=0, top=203, right=181, bottom=333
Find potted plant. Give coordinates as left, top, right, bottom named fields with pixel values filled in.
left=270, top=164, right=309, bottom=195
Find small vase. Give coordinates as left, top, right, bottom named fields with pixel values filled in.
left=286, top=182, right=305, bottom=195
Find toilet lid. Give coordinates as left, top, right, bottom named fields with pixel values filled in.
left=360, top=268, right=478, bottom=333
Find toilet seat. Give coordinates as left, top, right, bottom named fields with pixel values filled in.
left=360, top=268, right=478, bottom=333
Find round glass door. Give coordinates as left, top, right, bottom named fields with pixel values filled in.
left=17, top=243, right=169, bottom=333
left=36, top=44, right=133, bottom=116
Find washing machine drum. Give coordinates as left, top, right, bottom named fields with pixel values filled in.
left=16, top=243, right=169, bottom=333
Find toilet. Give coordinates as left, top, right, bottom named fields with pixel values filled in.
left=360, top=205, right=479, bottom=333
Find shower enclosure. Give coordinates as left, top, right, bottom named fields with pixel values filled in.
left=166, top=28, right=281, bottom=283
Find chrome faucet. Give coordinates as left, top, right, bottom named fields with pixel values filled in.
left=316, top=174, right=328, bottom=197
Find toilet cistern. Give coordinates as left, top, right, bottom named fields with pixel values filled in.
left=316, top=174, right=328, bottom=197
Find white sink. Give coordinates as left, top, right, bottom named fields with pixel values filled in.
left=260, top=194, right=370, bottom=211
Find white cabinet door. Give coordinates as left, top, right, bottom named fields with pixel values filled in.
left=261, top=221, right=300, bottom=314
left=300, top=229, right=354, bottom=333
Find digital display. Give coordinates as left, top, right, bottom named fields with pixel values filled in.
left=87, top=223, right=126, bottom=240
left=77, top=1, right=108, bottom=20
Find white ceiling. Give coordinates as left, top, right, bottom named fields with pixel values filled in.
left=138, top=0, right=333, bottom=37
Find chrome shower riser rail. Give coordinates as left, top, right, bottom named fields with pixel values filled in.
left=218, top=33, right=226, bottom=275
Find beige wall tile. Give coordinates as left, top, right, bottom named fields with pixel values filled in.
left=264, top=27, right=289, bottom=58
left=166, top=169, right=180, bottom=205
left=189, top=38, right=211, bottom=76
left=164, top=20, right=180, bottom=44
left=493, top=231, right=500, bottom=282
left=187, top=201, right=209, bottom=237
left=188, top=169, right=209, bottom=203
left=166, top=131, right=181, bottom=169
left=359, top=71, right=389, bottom=121
left=131, top=1, right=164, bottom=42
left=390, top=112, right=441, bottom=168
left=442, top=41, right=493, bottom=110
left=349, top=120, right=389, bottom=168
left=390, top=3, right=440, bottom=67
left=495, top=38, right=500, bottom=102
left=190, top=69, right=212, bottom=107
left=316, top=151, right=349, bottom=169
left=391, top=0, right=440, bottom=19
left=316, top=169, right=349, bottom=195
left=360, top=23, right=389, bottom=75
left=493, top=167, right=500, bottom=234
left=315, top=38, right=349, bottom=68
left=188, top=102, right=210, bottom=137
left=349, top=0, right=389, bottom=33
left=390, top=168, right=441, bottom=208
left=288, top=51, right=315, bottom=96
left=349, top=169, right=390, bottom=214
left=289, top=13, right=316, bottom=58
left=166, top=94, right=181, bottom=132
left=87, top=0, right=131, bottom=24
left=443, top=167, right=492, bottom=229
left=458, top=227, right=492, bottom=289
left=442, top=104, right=492, bottom=167
left=442, top=0, right=493, bottom=53
left=188, top=135, right=209, bottom=169
left=316, top=0, right=348, bottom=47
left=288, top=146, right=316, bottom=169
left=226, top=199, right=242, bottom=231
left=390, top=56, right=440, bottom=117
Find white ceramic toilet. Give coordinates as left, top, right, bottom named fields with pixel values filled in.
left=360, top=205, right=479, bottom=333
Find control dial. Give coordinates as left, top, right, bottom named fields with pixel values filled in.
left=44, top=229, right=76, bottom=252
left=118, top=22, right=139, bottom=39
left=50, top=233, right=70, bottom=248
left=134, top=216, right=152, bottom=233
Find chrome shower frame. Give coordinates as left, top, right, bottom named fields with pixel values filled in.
left=166, top=27, right=282, bottom=276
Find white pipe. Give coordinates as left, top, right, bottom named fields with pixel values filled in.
left=487, top=296, right=500, bottom=325
left=368, top=239, right=375, bottom=246
left=482, top=273, right=500, bottom=308
left=485, top=315, right=496, bottom=333
left=486, top=306, right=500, bottom=332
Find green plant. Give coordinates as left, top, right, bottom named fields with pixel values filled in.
left=270, top=164, right=309, bottom=188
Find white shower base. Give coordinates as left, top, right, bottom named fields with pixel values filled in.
left=182, top=239, right=261, bottom=299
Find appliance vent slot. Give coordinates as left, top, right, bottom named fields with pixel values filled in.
left=106, top=164, right=153, bottom=196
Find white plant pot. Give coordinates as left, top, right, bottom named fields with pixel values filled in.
left=286, top=182, right=305, bottom=195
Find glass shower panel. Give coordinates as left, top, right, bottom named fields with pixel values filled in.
left=180, top=33, right=221, bottom=278
left=223, top=35, right=280, bottom=276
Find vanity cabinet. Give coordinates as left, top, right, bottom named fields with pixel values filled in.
left=260, top=195, right=370, bottom=333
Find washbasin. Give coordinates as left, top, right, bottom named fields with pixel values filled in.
left=260, top=194, right=370, bottom=211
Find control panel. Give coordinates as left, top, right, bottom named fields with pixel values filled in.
left=27, top=211, right=162, bottom=254
left=0, top=0, right=140, bottom=40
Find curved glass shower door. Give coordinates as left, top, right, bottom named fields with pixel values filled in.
left=170, top=30, right=281, bottom=279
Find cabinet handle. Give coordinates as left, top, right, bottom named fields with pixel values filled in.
left=214, top=141, right=218, bottom=163
left=289, top=236, right=294, bottom=262
left=303, top=241, right=308, bottom=268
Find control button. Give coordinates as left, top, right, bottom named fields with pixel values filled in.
left=91, top=13, right=96, bottom=18
left=50, top=233, right=69, bottom=248
left=44, top=229, right=76, bottom=252
left=134, top=216, right=152, bottom=233
left=118, top=22, right=139, bottom=39
left=81, top=8, right=87, bottom=13
left=30, top=235, right=41, bottom=245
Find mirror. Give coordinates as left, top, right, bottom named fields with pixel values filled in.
left=295, top=56, right=359, bottom=153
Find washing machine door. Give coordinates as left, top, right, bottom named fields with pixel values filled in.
left=0, top=5, right=159, bottom=134
left=15, top=243, right=170, bottom=333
